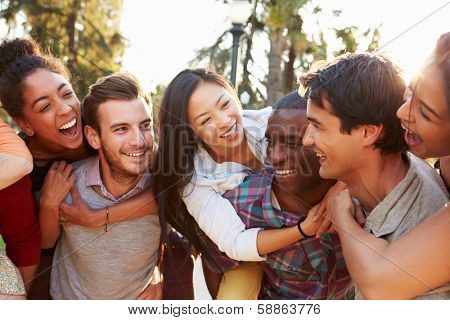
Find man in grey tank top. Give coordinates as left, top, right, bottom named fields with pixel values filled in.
left=50, top=73, right=161, bottom=299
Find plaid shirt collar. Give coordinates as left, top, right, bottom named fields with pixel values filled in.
left=84, top=156, right=150, bottom=202
left=232, top=168, right=304, bottom=229
left=218, top=168, right=352, bottom=299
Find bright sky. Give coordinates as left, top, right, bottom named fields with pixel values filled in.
left=0, top=1, right=447, bottom=93
left=121, top=0, right=449, bottom=93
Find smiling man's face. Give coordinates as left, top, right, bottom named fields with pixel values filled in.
left=266, top=108, right=323, bottom=197
left=302, top=97, right=364, bottom=181
left=95, top=97, right=154, bottom=180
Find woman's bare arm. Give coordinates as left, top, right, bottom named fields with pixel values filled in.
left=256, top=203, right=326, bottom=255
left=331, top=190, right=450, bottom=299
left=184, top=178, right=329, bottom=261
left=0, top=153, right=33, bottom=190
left=39, top=162, right=75, bottom=248
left=60, top=187, right=158, bottom=228
left=0, top=120, right=33, bottom=189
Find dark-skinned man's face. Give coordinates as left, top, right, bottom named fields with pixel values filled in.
left=266, top=109, right=323, bottom=197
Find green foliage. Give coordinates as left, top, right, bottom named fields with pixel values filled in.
left=333, top=26, right=358, bottom=55
left=193, top=0, right=381, bottom=108
left=149, top=83, right=167, bottom=138
left=333, top=25, right=380, bottom=55
left=367, top=25, right=381, bottom=52
left=0, top=0, right=126, bottom=98
left=264, top=0, right=308, bottom=31
left=0, top=235, right=4, bottom=251
left=150, top=83, right=167, bottom=110
left=190, top=30, right=230, bottom=77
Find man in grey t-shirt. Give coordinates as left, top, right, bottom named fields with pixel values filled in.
left=49, top=73, right=161, bottom=299
left=300, top=53, right=449, bottom=299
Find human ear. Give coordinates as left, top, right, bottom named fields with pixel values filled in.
left=84, top=125, right=101, bottom=150
left=14, top=117, right=34, bottom=136
left=361, top=124, right=383, bottom=147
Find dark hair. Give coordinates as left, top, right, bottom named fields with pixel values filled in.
left=273, top=90, right=307, bottom=110
left=83, top=72, right=149, bottom=134
left=431, top=32, right=449, bottom=111
left=154, top=68, right=236, bottom=268
left=0, top=38, right=70, bottom=118
left=299, top=53, right=406, bottom=154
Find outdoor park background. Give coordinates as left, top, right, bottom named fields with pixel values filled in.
left=0, top=0, right=449, bottom=299
left=1, top=0, right=449, bottom=121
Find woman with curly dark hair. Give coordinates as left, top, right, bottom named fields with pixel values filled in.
left=0, top=38, right=160, bottom=299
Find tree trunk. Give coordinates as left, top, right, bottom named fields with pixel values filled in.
left=67, top=0, right=81, bottom=74
left=267, top=29, right=284, bottom=106
left=284, top=45, right=296, bottom=93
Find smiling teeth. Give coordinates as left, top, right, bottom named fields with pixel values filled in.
left=275, top=169, right=295, bottom=175
left=60, top=119, right=76, bottom=130
left=221, top=123, right=237, bottom=138
left=316, top=153, right=326, bottom=159
left=127, top=152, right=144, bottom=157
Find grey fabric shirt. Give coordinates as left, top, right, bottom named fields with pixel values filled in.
left=355, top=153, right=449, bottom=300
left=50, top=156, right=161, bottom=300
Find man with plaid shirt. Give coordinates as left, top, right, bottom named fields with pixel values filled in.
left=204, top=92, right=352, bottom=299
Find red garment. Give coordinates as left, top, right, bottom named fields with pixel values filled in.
left=162, top=230, right=194, bottom=300
left=0, top=176, right=40, bottom=267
